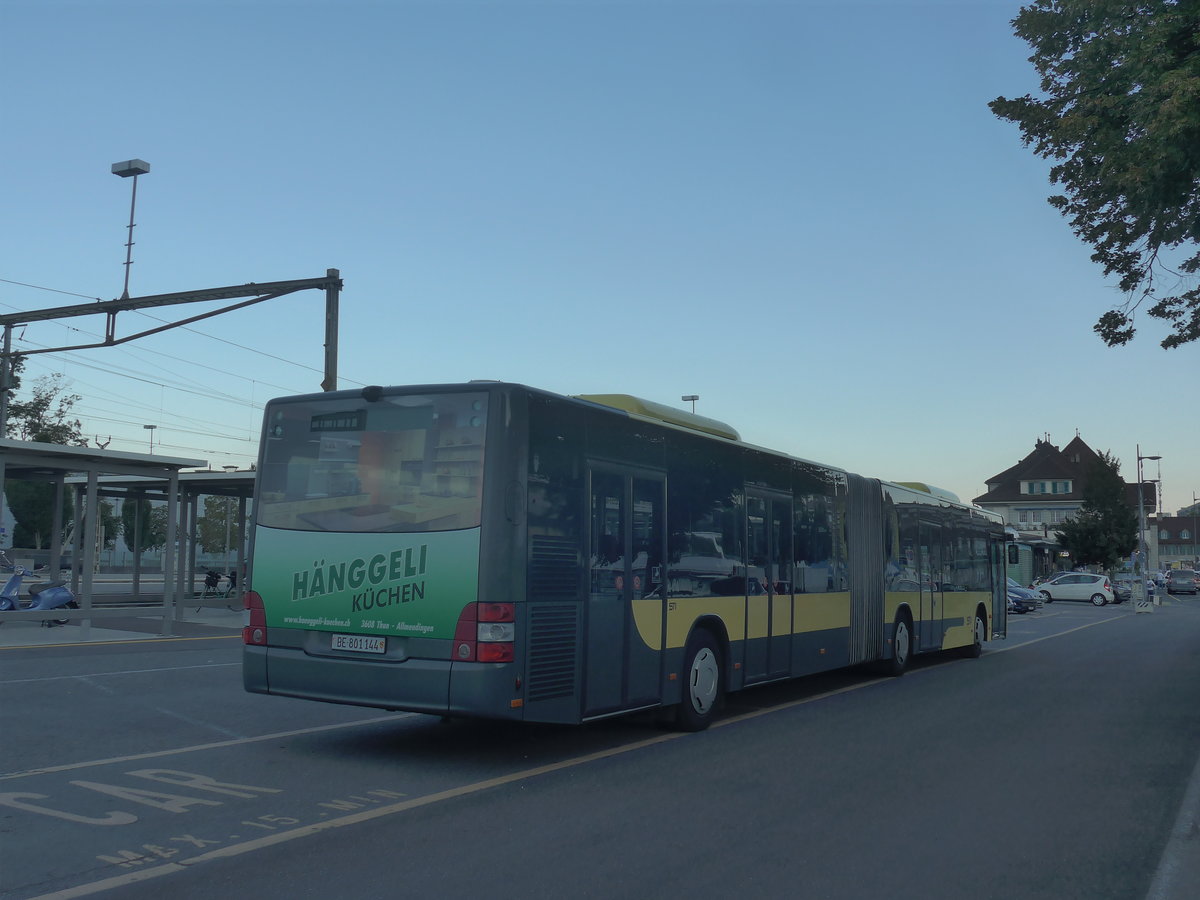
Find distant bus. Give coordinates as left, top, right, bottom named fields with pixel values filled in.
left=243, top=383, right=1006, bottom=730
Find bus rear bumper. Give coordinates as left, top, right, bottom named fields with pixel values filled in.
left=243, top=646, right=524, bottom=721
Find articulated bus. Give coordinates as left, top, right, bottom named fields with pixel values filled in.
left=243, top=383, right=1007, bottom=730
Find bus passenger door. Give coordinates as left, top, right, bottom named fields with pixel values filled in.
left=990, top=536, right=1007, bottom=640
left=585, top=467, right=665, bottom=717
left=744, top=491, right=793, bottom=683
left=918, top=521, right=944, bottom=651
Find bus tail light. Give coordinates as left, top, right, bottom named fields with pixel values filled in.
left=243, top=590, right=267, bottom=646
left=453, top=602, right=514, bottom=662
left=477, top=641, right=514, bottom=663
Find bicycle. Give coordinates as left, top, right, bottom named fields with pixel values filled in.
left=196, top=570, right=238, bottom=609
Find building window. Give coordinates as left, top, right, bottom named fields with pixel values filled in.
left=1160, top=529, right=1170, bottom=541
left=1182, top=529, right=1192, bottom=540
left=1018, top=510, right=1029, bottom=523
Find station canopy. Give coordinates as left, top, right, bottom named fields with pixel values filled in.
left=0, top=438, right=220, bottom=634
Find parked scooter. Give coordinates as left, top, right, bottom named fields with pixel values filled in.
left=0, top=553, right=79, bottom=627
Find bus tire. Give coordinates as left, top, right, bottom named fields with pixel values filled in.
left=676, top=630, right=722, bottom=732
left=886, top=613, right=912, bottom=677
left=961, top=609, right=985, bottom=659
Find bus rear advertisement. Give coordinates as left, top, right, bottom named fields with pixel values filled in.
left=253, top=529, right=475, bottom=636
left=243, top=382, right=1006, bottom=730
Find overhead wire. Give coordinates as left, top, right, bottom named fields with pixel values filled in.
left=16, top=339, right=266, bottom=408
left=1, top=277, right=371, bottom=462
left=1, top=276, right=368, bottom=391
left=7, top=304, right=313, bottom=401
left=129, top=307, right=360, bottom=384
left=1, top=295, right=278, bottom=459
left=0, top=278, right=103, bottom=301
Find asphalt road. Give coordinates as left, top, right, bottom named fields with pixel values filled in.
left=2, top=598, right=1198, bottom=900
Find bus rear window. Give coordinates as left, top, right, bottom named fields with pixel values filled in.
left=256, top=392, right=487, bottom=533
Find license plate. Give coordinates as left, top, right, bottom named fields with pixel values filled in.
left=332, top=634, right=386, bottom=654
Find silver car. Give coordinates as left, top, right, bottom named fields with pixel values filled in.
left=1165, top=569, right=1198, bottom=595
left=1037, top=572, right=1115, bottom=606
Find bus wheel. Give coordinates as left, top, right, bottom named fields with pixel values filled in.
left=677, top=630, right=722, bottom=732
left=961, top=611, right=984, bottom=659
left=887, top=614, right=911, bottom=677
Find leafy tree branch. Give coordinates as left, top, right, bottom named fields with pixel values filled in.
left=990, top=0, right=1200, bottom=348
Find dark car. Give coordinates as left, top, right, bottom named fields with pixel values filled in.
left=1109, top=575, right=1137, bottom=604
left=1007, top=589, right=1035, bottom=614
left=1165, top=569, right=1199, bottom=595
left=1006, top=577, right=1040, bottom=613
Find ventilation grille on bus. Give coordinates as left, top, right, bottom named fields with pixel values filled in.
left=527, top=604, right=578, bottom=701
left=529, top=536, right=580, bottom=599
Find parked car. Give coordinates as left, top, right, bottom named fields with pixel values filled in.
left=1007, top=589, right=1035, bottom=614
left=1037, top=572, right=1115, bottom=606
left=1109, top=574, right=1138, bottom=604
left=1165, top=569, right=1199, bottom=595
left=1006, top=577, right=1041, bottom=609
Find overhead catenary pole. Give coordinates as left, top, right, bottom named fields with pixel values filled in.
left=0, top=324, right=11, bottom=437
left=1136, top=444, right=1162, bottom=612
left=322, top=268, right=340, bottom=392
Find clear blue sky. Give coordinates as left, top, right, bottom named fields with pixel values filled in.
left=3, top=0, right=1197, bottom=515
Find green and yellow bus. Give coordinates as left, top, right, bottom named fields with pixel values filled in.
left=243, top=383, right=1007, bottom=730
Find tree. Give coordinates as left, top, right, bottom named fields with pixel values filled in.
left=121, top=502, right=170, bottom=553
left=6, top=373, right=84, bottom=444
left=196, top=494, right=246, bottom=556
left=989, top=0, right=1200, bottom=349
left=121, top=498, right=162, bottom=553
left=97, top=500, right=120, bottom=551
left=3, top=479, right=71, bottom=549
left=1055, top=451, right=1139, bottom=569
left=2, top=373, right=86, bottom=549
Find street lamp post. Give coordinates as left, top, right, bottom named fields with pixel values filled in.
left=112, top=159, right=151, bottom=301
left=222, top=466, right=237, bottom=573
left=681, top=394, right=699, bottom=413
left=143, top=424, right=157, bottom=454
left=1136, top=445, right=1162, bottom=610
